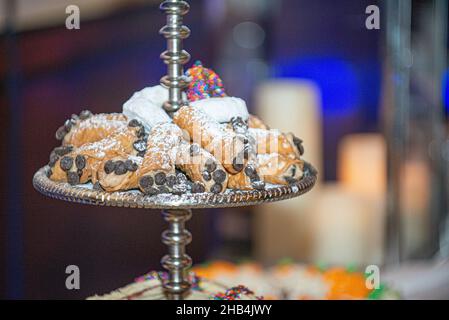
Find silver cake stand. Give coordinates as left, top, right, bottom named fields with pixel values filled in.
left=32, top=0, right=317, bottom=300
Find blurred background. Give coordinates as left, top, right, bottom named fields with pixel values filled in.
left=0, top=0, right=448, bottom=299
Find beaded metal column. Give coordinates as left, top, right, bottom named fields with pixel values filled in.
left=161, top=209, right=192, bottom=299
left=159, top=0, right=192, bottom=299
left=160, top=0, right=191, bottom=113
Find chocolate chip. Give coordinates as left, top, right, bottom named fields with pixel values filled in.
left=243, top=146, right=250, bottom=160
left=104, top=160, right=116, bottom=174
left=202, top=171, right=211, bottom=181
left=93, top=182, right=104, bottom=191
left=192, top=182, right=206, bottom=193
left=137, top=127, right=146, bottom=138
left=64, top=119, right=73, bottom=131
left=75, top=155, right=86, bottom=170
left=125, top=160, right=138, bottom=172
left=77, top=169, right=83, bottom=177
left=155, top=172, right=166, bottom=185
left=55, top=126, right=67, bottom=140
left=210, top=183, right=222, bottom=194
left=190, top=143, right=201, bottom=156
left=79, top=110, right=93, bottom=120
left=114, top=161, right=127, bottom=175
left=252, top=180, right=265, bottom=190
left=232, top=158, right=244, bottom=172
left=205, top=159, right=217, bottom=172
left=293, top=136, right=304, bottom=155
left=49, top=152, right=59, bottom=167
left=46, top=169, right=52, bottom=178
left=212, top=169, right=226, bottom=183
left=54, top=145, right=73, bottom=157
left=67, top=172, right=80, bottom=185
left=128, top=119, right=141, bottom=127
left=291, top=165, right=297, bottom=177
left=144, top=187, right=159, bottom=196
left=139, top=176, right=154, bottom=188
left=137, top=151, right=146, bottom=157
left=60, top=156, right=73, bottom=171
left=250, top=173, right=260, bottom=182
left=244, top=165, right=257, bottom=178
left=133, top=140, right=147, bottom=152
left=158, top=186, right=170, bottom=194
left=231, top=117, right=248, bottom=134
left=166, top=175, right=177, bottom=188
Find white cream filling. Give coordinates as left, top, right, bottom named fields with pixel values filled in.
left=122, top=85, right=174, bottom=130
left=191, top=97, right=249, bottom=123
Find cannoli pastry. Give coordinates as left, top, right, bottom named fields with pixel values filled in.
left=173, top=106, right=247, bottom=174
left=97, top=154, right=190, bottom=195
left=248, top=114, right=269, bottom=130
left=134, top=123, right=187, bottom=195
left=175, top=141, right=228, bottom=194
left=48, top=124, right=143, bottom=185
left=96, top=155, right=142, bottom=192
left=227, top=162, right=265, bottom=190
left=56, top=112, right=130, bottom=147
left=248, top=128, right=303, bottom=159
left=256, top=153, right=304, bottom=185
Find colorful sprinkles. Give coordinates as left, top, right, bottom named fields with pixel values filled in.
left=213, top=285, right=261, bottom=300
left=185, top=61, right=227, bottom=102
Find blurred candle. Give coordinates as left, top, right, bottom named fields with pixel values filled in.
left=337, top=133, right=387, bottom=264
left=309, top=183, right=371, bottom=266
left=399, top=159, right=430, bottom=257
left=338, top=134, right=386, bottom=199
left=254, top=80, right=322, bottom=262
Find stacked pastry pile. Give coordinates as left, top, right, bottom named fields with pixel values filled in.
left=192, top=261, right=400, bottom=300
left=87, top=271, right=261, bottom=300
left=47, top=62, right=305, bottom=196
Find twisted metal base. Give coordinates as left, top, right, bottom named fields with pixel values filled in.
left=161, top=209, right=192, bottom=299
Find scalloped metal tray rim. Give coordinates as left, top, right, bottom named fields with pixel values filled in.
left=32, top=162, right=317, bottom=210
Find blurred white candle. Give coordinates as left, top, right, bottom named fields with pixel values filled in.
left=399, top=159, right=430, bottom=257
left=338, top=134, right=386, bottom=199
left=309, top=183, right=371, bottom=266
left=253, top=80, right=322, bottom=262
left=337, top=133, right=387, bottom=264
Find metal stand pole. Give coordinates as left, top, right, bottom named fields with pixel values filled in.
left=160, top=0, right=190, bottom=113
left=159, top=0, right=192, bottom=299
left=161, top=209, right=192, bottom=299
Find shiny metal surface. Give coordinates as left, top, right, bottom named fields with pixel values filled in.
left=33, top=162, right=317, bottom=210
left=161, top=209, right=192, bottom=299
left=160, top=0, right=191, bottom=113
